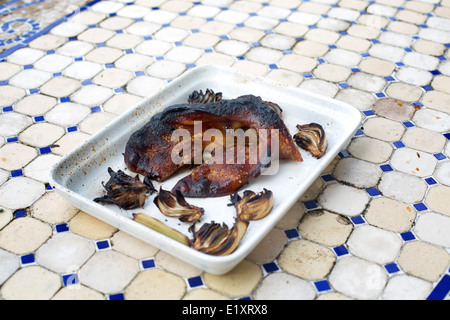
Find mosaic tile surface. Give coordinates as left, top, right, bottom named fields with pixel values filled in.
left=1, top=0, right=450, bottom=300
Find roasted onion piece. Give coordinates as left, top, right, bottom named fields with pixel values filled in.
left=190, top=219, right=248, bottom=256
left=94, top=168, right=155, bottom=210
left=230, top=189, right=274, bottom=221
left=188, top=89, right=222, bottom=104
left=154, top=187, right=204, bottom=223
left=294, top=123, right=327, bottom=159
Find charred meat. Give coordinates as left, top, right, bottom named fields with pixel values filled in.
left=124, top=93, right=302, bottom=197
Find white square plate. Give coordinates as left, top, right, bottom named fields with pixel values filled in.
left=49, top=65, right=362, bottom=274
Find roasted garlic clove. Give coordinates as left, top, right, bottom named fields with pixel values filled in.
left=133, top=213, right=191, bottom=246
left=230, top=189, right=274, bottom=221
left=154, top=187, right=204, bottom=223
left=94, top=168, right=155, bottom=210
left=189, top=219, right=248, bottom=256
left=294, top=123, right=328, bottom=159
left=188, top=89, right=223, bottom=104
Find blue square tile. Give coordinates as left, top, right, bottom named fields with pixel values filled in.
left=338, top=82, right=349, bottom=88
left=91, top=106, right=102, bottom=113
left=363, top=110, right=375, bottom=117
left=400, top=231, right=416, bottom=241
left=430, top=69, right=441, bottom=76
left=284, top=228, right=299, bottom=239
left=67, top=126, right=78, bottom=133
left=366, top=188, right=381, bottom=197
left=425, top=177, right=437, bottom=185
left=403, top=121, right=415, bottom=128
left=34, top=115, right=45, bottom=122
left=62, top=273, right=79, bottom=286
left=333, top=245, right=349, bottom=256
left=2, top=106, right=13, bottom=112
left=338, top=150, right=350, bottom=158
left=351, top=215, right=365, bottom=225
left=303, top=200, right=318, bottom=210
left=6, top=136, right=18, bottom=143
left=59, top=97, right=70, bottom=103
left=314, top=280, right=331, bottom=292
left=268, top=63, right=278, bottom=69
left=263, top=262, right=279, bottom=273
left=393, top=141, right=405, bottom=148
left=11, top=169, right=23, bottom=177
left=186, top=63, right=196, bottom=68
left=109, top=293, right=125, bottom=300
left=55, top=223, right=69, bottom=233
left=376, top=92, right=386, bottom=98
left=188, top=276, right=203, bottom=288
left=141, top=258, right=155, bottom=269
left=385, top=263, right=400, bottom=274
left=354, top=128, right=364, bottom=136
left=21, top=253, right=35, bottom=265
left=0, top=79, right=9, bottom=86
left=413, top=202, right=428, bottom=211
left=96, top=240, right=110, bottom=250
left=444, top=133, right=450, bottom=140
left=434, top=153, right=446, bottom=161
left=316, top=58, right=325, bottom=63
left=39, top=146, right=52, bottom=154
left=14, top=209, right=27, bottom=218
left=380, top=164, right=393, bottom=172
left=427, top=275, right=450, bottom=300
left=321, top=174, right=334, bottom=182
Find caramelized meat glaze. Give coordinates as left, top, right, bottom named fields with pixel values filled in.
left=124, top=93, right=302, bottom=198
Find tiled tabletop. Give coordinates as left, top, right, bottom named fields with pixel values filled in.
left=1, top=0, right=450, bottom=300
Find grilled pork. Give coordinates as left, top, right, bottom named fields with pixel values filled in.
left=124, top=93, right=302, bottom=197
